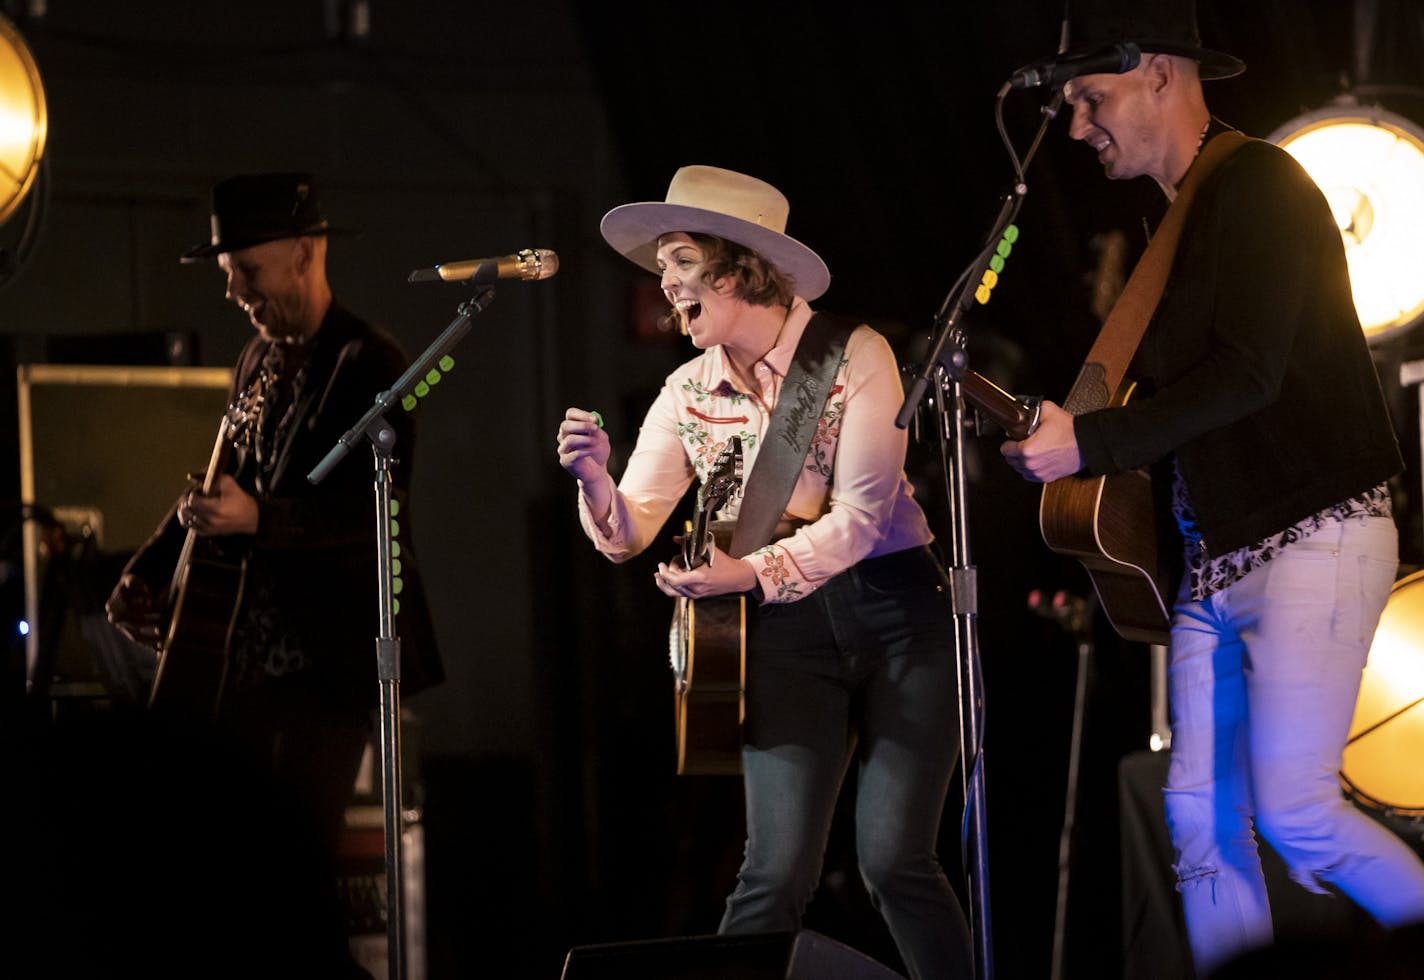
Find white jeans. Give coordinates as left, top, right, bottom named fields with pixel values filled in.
left=1164, top=514, right=1424, bottom=976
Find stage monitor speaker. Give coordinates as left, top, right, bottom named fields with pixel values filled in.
left=1119, top=748, right=1374, bottom=979
left=560, top=929, right=905, bottom=980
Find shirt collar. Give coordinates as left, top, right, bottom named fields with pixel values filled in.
left=707, top=298, right=814, bottom=394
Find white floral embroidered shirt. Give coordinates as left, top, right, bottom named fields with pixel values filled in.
left=578, top=302, right=934, bottom=603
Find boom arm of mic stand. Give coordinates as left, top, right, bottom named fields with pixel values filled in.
left=896, top=191, right=1023, bottom=431
left=308, top=286, right=497, bottom=486
left=897, top=88, right=1063, bottom=431
left=303, top=284, right=496, bottom=980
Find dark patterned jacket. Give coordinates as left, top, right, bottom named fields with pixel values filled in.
left=1075, top=132, right=1402, bottom=557
left=122, top=301, right=443, bottom=714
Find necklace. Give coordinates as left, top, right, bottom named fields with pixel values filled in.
left=254, top=342, right=310, bottom=490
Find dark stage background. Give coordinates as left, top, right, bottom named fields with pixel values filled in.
left=4, top=2, right=1424, bottom=977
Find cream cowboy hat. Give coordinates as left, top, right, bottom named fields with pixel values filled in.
left=599, top=165, right=831, bottom=301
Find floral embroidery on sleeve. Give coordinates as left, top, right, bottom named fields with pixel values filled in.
left=753, top=546, right=804, bottom=603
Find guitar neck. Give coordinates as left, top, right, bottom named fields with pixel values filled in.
left=200, top=419, right=234, bottom=495
left=170, top=419, right=235, bottom=596
left=686, top=502, right=723, bottom=570
left=951, top=367, right=1039, bottom=441
left=685, top=514, right=709, bottom=570
left=685, top=439, right=743, bottom=570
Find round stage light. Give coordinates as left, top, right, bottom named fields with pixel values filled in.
left=0, top=12, right=47, bottom=226
left=1343, top=568, right=1424, bottom=817
left=1269, top=100, right=1424, bottom=344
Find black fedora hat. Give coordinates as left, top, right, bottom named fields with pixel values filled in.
left=180, top=172, right=356, bottom=263
left=1059, top=0, right=1245, bottom=80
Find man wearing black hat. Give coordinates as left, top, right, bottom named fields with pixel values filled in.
left=107, top=172, right=442, bottom=892
left=999, top=1, right=1424, bottom=975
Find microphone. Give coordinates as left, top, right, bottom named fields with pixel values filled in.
left=408, top=248, right=559, bottom=284
left=1008, top=42, right=1141, bottom=89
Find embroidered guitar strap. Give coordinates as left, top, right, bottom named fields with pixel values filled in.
left=1063, top=130, right=1250, bottom=414
left=728, top=312, right=856, bottom=558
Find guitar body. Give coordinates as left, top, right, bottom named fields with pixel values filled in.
left=149, top=542, right=248, bottom=719
left=1039, top=380, right=1173, bottom=645
left=671, top=592, right=746, bottom=775
left=949, top=360, right=1173, bottom=644
left=144, top=382, right=266, bottom=721
left=1040, top=468, right=1172, bottom=645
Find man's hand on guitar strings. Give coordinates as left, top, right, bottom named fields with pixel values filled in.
left=655, top=546, right=758, bottom=600
left=1000, top=400, right=1086, bottom=483
left=179, top=474, right=259, bottom=536
left=104, top=574, right=165, bottom=651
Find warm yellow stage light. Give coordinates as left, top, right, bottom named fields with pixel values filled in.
left=1269, top=101, right=1424, bottom=344
left=1343, top=569, right=1424, bottom=816
left=0, top=12, right=46, bottom=226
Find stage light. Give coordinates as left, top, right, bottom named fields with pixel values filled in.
left=0, top=12, right=47, bottom=226
left=1269, top=99, right=1424, bottom=344
left=1342, top=569, right=1424, bottom=817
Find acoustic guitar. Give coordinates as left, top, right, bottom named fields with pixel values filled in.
left=668, top=437, right=746, bottom=775
left=148, top=380, right=267, bottom=720
left=945, top=358, right=1172, bottom=645
left=1016, top=137, right=1251, bottom=646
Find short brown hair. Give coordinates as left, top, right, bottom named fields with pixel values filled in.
left=656, top=233, right=797, bottom=334
left=687, top=233, right=796, bottom=308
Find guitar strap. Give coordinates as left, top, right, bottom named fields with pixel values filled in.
left=1062, top=130, right=1251, bottom=414
left=728, top=312, right=856, bottom=559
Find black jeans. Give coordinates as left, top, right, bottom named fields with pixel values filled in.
left=720, top=545, right=974, bottom=980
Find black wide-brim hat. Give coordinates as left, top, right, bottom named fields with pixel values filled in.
left=1059, top=0, right=1245, bottom=80
left=180, top=171, right=357, bottom=262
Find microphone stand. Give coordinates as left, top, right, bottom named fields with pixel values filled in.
left=310, top=285, right=498, bottom=980
left=1028, top=589, right=1097, bottom=980
left=896, top=85, right=1063, bottom=980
